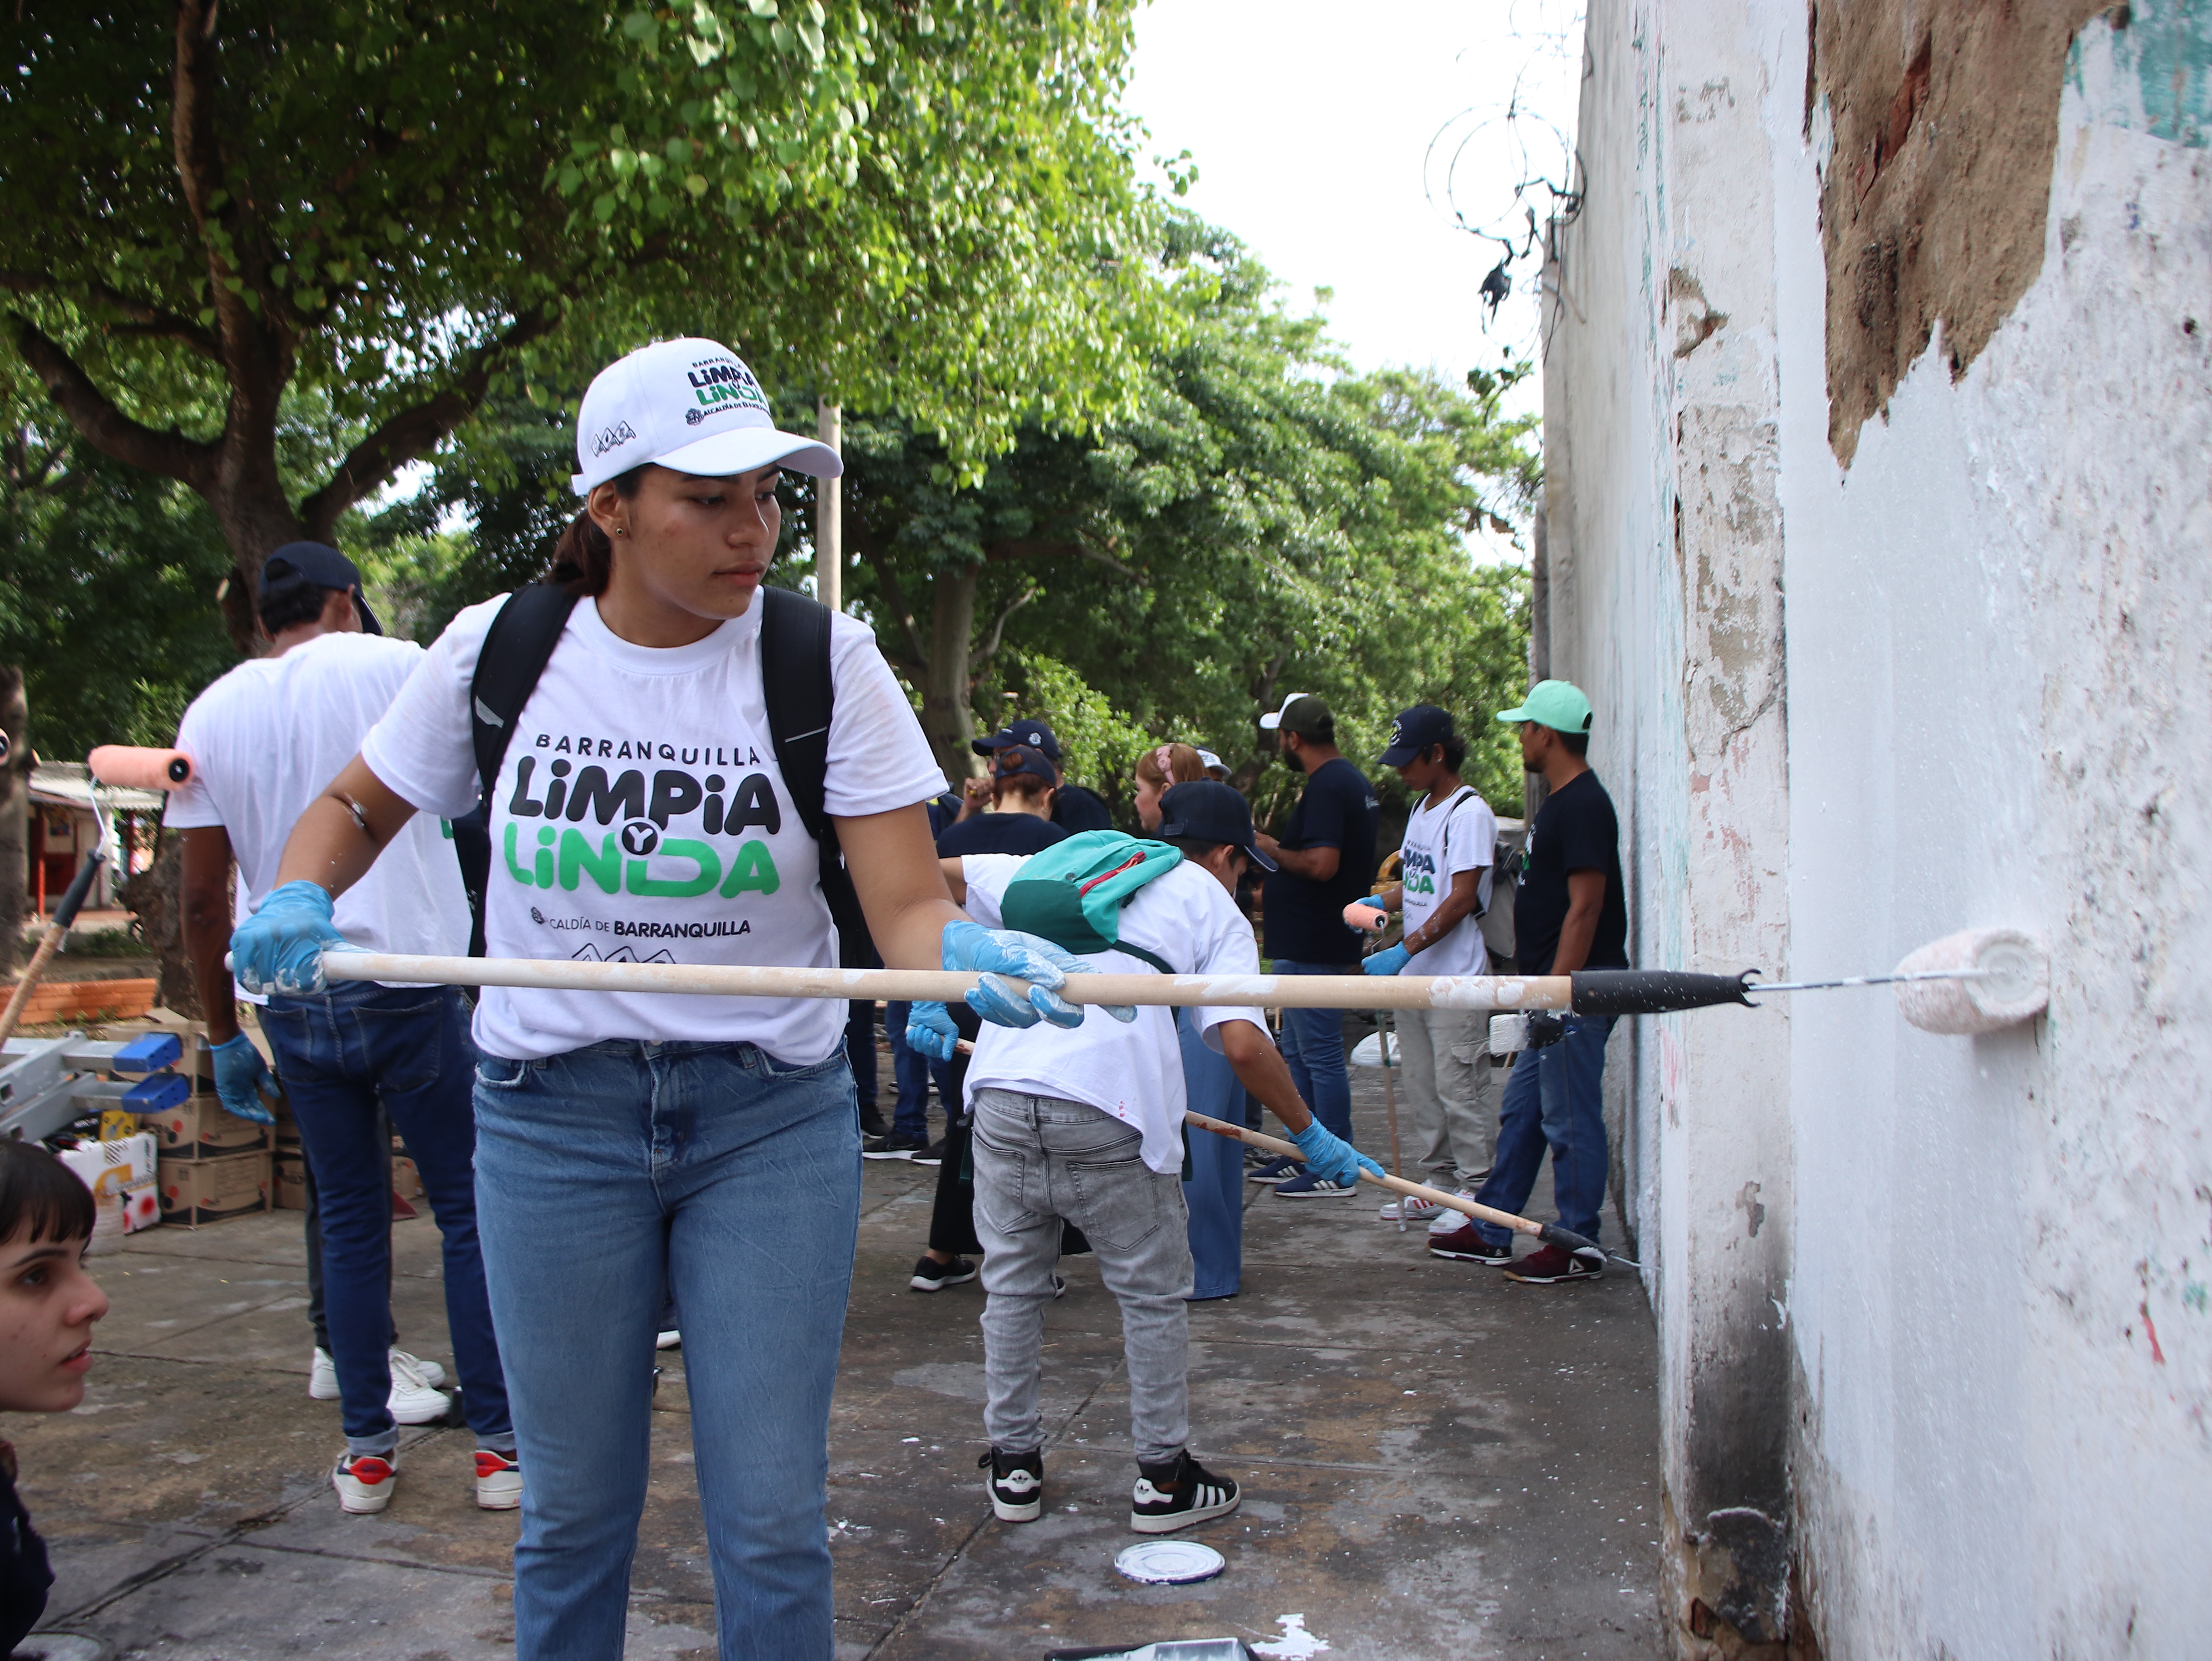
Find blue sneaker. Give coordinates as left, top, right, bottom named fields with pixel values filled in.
left=1245, top=1156, right=1300, bottom=1183
left=1272, top=1169, right=1356, bottom=1199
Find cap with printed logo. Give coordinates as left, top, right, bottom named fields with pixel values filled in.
left=1495, top=679, right=1594, bottom=735
left=1158, top=781, right=1277, bottom=871
left=973, top=720, right=1062, bottom=765
left=570, top=337, right=842, bottom=496
left=260, top=541, right=382, bottom=635
left=990, top=744, right=1057, bottom=789
left=1378, top=704, right=1455, bottom=767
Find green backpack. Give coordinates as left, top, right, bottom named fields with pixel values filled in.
left=998, top=830, right=1184, bottom=975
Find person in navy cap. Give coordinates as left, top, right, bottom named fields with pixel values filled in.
left=972, top=718, right=1114, bottom=833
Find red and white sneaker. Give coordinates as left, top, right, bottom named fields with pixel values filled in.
left=333, top=1453, right=396, bottom=1514
left=475, top=1449, right=523, bottom=1510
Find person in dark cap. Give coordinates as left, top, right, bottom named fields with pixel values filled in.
left=1248, top=694, right=1380, bottom=1198
left=171, top=539, right=516, bottom=1513
left=972, top=718, right=1113, bottom=833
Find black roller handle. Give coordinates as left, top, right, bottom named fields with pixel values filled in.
left=1568, top=969, right=1756, bottom=1016
left=49, top=850, right=107, bottom=932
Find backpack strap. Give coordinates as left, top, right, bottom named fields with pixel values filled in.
left=759, top=587, right=872, bottom=965
left=456, top=585, right=580, bottom=958
left=1435, top=786, right=1483, bottom=915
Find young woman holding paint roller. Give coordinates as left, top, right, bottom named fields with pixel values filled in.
left=227, top=338, right=1126, bottom=1661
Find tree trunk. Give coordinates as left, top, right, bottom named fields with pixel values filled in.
left=921, top=562, right=986, bottom=785
left=0, top=668, right=27, bottom=978
left=208, top=468, right=308, bottom=651
left=118, top=830, right=200, bottom=1019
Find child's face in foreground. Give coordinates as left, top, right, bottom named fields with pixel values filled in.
left=0, top=1227, right=108, bottom=1413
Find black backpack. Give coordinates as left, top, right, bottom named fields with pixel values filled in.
left=449, top=583, right=870, bottom=963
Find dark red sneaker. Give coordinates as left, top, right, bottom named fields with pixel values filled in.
left=1502, top=1244, right=1602, bottom=1284
left=1429, top=1223, right=1513, bottom=1264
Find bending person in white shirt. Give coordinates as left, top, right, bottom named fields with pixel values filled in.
left=917, top=781, right=1384, bottom=1536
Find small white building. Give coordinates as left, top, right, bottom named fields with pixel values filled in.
left=26, top=762, right=161, bottom=913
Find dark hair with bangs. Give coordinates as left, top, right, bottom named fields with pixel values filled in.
left=0, top=1139, right=95, bottom=1245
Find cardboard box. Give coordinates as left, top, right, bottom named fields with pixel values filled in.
left=145, top=1098, right=273, bottom=1159
left=59, top=1133, right=158, bottom=1203
left=119, top=1178, right=159, bottom=1234
left=274, top=1150, right=307, bottom=1211
left=157, top=1149, right=270, bottom=1226
left=97, top=1011, right=217, bottom=1081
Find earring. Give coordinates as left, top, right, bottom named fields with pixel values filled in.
left=614, top=527, right=628, bottom=537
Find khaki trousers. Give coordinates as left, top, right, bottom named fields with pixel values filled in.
left=1393, top=1004, right=1498, bottom=1187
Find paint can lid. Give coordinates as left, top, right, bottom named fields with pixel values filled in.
left=1114, top=1540, right=1227, bottom=1585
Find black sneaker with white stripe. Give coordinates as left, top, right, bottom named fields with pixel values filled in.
left=1130, top=1449, right=1240, bottom=1534
left=979, top=1446, right=1044, bottom=1522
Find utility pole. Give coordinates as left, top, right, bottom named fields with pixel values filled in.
left=816, top=398, right=842, bottom=612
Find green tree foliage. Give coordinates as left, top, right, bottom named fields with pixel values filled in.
left=0, top=428, right=237, bottom=762
left=840, top=216, right=1538, bottom=816
left=0, top=0, right=1165, bottom=643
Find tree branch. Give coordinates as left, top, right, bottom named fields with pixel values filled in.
left=296, top=306, right=556, bottom=538
left=968, top=582, right=1038, bottom=677
left=984, top=535, right=1142, bottom=580
left=859, top=540, right=930, bottom=671
left=10, top=316, right=214, bottom=486
left=0, top=274, right=220, bottom=358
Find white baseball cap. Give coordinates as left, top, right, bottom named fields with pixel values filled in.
left=570, top=337, right=843, bottom=496
left=1257, top=692, right=1313, bottom=731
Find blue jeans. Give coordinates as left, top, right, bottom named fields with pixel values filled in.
left=1270, top=960, right=1355, bottom=1141
left=883, top=1000, right=939, bottom=1144
left=1178, top=1012, right=1245, bottom=1300
left=261, top=982, right=510, bottom=1459
left=1472, top=1014, right=1616, bottom=1247
left=472, top=1039, right=861, bottom=1661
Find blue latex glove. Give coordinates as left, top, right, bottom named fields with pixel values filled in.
left=941, top=920, right=1134, bottom=1031
left=1362, top=942, right=1412, bottom=977
left=229, top=879, right=360, bottom=996
left=1291, top=1120, right=1387, bottom=1189
left=207, top=1034, right=279, bottom=1125
left=905, top=1001, right=960, bottom=1063
left=1356, top=894, right=1387, bottom=910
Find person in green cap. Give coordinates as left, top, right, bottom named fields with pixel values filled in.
left=1431, top=680, right=1627, bottom=1283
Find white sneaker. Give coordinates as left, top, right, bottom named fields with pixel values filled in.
left=475, top=1449, right=523, bottom=1510
left=313, top=1347, right=453, bottom=1423
left=1429, top=1190, right=1480, bottom=1235
left=656, top=1330, right=682, bottom=1350
left=333, top=1452, right=397, bottom=1515
left=391, top=1348, right=446, bottom=1389
left=1380, top=1196, right=1447, bottom=1222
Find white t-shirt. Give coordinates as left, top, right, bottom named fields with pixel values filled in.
left=958, top=854, right=1268, bottom=1176
left=1398, top=786, right=1497, bottom=977
left=360, top=592, right=947, bottom=1063
left=166, top=632, right=471, bottom=997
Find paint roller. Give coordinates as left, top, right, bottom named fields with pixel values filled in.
left=87, top=745, right=194, bottom=789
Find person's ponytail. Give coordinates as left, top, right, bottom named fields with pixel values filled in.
left=546, top=466, right=646, bottom=595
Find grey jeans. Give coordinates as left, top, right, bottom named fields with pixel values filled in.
left=1395, top=1005, right=1499, bottom=1186
left=970, top=1088, right=1194, bottom=1464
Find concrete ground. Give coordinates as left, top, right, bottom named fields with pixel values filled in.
left=12, top=1055, right=1660, bottom=1660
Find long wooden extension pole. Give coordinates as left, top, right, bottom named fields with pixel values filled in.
left=1181, top=1111, right=1610, bottom=1261
left=323, top=951, right=1577, bottom=1013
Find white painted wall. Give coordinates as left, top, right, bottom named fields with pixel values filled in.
left=1544, top=0, right=2212, bottom=1652
left=1776, top=15, right=2212, bottom=1656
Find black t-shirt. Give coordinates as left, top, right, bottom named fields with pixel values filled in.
left=0, top=1456, right=51, bottom=1655
left=935, top=813, right=1069, bottom=857
left=1051, top=785, right=1113, bottom=834
left=1515, top=769, right=1628, bottom=974
left=1261, top=757, right=1380, bottom=963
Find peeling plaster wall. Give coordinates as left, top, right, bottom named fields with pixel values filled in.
left=1544, top=0, right=1797, bottom=1645
left=1776, top=7, right=2212, bottom=1655
left=1549, top=0, right=2212, bottom=1653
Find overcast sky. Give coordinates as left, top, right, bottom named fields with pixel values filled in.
left=1122, top=0, right=1583, bottom=408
